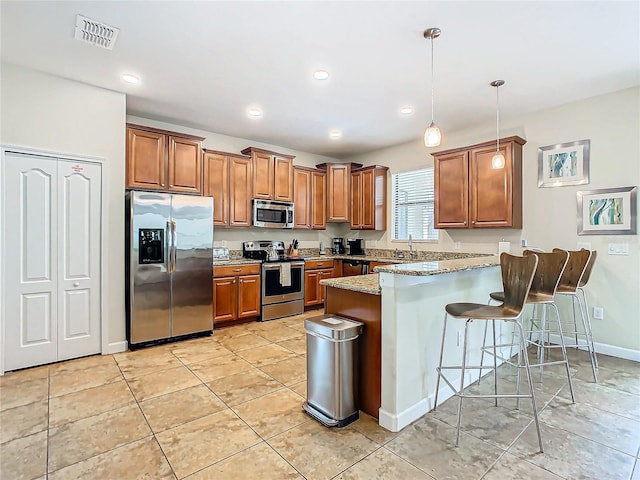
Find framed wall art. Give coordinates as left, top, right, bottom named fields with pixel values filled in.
left=577, top=186, right=637, bottom=235
left=538, top=139, right=590, bottom=187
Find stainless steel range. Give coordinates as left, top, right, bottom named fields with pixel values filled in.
left=243, top=241, right=305, bottom=321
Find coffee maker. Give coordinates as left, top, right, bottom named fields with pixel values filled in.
left=347, top=238, right=365, bottom=256
left=332, top=237, right=345, bottom=254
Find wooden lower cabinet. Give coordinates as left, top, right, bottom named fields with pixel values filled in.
left=325, top=286, right=381, bottom=419
left=304, top=259, right=335, bottom=307
left=213, top=264, right=261, bottom=327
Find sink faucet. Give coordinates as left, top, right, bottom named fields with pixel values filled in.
left=408, top=234, right=417, bottom=259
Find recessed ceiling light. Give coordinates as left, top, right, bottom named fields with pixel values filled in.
left=247, top=108, right=263, bottom=118
left=121, top=74, right=139, bottom=84
left=329, top=130, right=342, bottom=140
left=400, top=106, right=414, bottom=115
left=314, top=70, right=330, bottom=80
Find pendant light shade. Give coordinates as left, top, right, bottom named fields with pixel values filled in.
left=424, top=28, right=442, bottom=147
left=491, top=80, right=505, bottom=169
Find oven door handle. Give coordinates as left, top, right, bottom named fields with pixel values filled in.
left=262, top=262, right=304, bottom=270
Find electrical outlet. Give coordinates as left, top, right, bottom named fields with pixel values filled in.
left=521, top=239, right=527, bottom=247
left=456, top=330, right=463, bottom=346
left=593, top=307, right=604, bottom=320
left=454, top=242, right=461, bottom=250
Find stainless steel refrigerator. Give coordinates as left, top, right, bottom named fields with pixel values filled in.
left=126, top=191, right=214, bottom=348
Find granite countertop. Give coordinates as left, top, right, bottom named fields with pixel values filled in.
left=320, top=274, right=381, bottom=295
left=373, top=255, right=500, bottom=276
left=212, top=258, right=261, bottom=267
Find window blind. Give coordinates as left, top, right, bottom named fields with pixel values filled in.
left=391, top=167, right=438, bottom=241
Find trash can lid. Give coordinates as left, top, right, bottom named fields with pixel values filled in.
left=304, top=314, right=364, bottom=340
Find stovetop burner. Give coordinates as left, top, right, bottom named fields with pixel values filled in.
left=242, top=240, right=301, bottom=263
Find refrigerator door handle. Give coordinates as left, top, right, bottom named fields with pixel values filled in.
left=171, top=220, right=178, bottom=272
left=166, top=220, right=173, bottom=272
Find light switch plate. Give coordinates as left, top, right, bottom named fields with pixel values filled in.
left=608, top=243, right=629, bottom=255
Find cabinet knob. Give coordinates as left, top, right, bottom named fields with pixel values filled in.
left=463, top=221, right=467, bottom=225
left=471, top=220, right=475, bottom=224
left=233, top=269, right=241, bottom=272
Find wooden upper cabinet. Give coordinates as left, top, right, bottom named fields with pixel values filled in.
left=324, top=163, right=353, bottom=222
left=469, top=143, right=517, bottom=228
left=204, top=152, right=229, bottom=226
left=274, top=157, right=294, bottom=202
left=204, top=150, right=251, bottom=227
left=168, top=136, right=202, bottom=194
left=311, top=170, right=327, bottom=229
left=433, top=136, right=525, bottom=229
left=241, top=147, right=295, bottom=202
left=350, top=166, right=388, bottom=230
left=126, top=124, right=204, bottom=194
left=228, top=155, right=252, bottom=227
left=434, top=151, right=469, bottom=228
left=293, top=168, right=312, bottom=229
left=126, top=128, right=166, bottom=190
left=252, top=151, right=275, bottom=199
left=294, top=167, right=327, bottom=230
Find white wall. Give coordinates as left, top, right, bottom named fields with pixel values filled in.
left=127, top=115, right=347, bottom=251
left=348, top=87, right=640, bottom=353
left=0, top=63, right=127, bottom=349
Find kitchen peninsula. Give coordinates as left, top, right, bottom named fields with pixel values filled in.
left=320, top=254, right=501, bottom=432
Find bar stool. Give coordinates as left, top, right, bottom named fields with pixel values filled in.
left=482, top=250, right=576, bottom=404
left=553, top=248, right=598, bottom=382
left=434, top=253, right=544, bottom=452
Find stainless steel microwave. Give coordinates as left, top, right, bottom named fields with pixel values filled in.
left=252, top=199, right=294, bottom=228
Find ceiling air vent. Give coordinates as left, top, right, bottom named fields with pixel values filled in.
left=74, top=14, right=120, bottom=50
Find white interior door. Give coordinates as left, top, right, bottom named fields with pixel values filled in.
left=57, top=160, right=101, bottom=361
left=3, top=152, right=102, bottom=371
left=4, top=153, right=59, bottom=370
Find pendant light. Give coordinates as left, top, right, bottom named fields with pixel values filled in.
left=424, top=28, right=442, bottom=147
left=490, top=80, right=505, bottom=169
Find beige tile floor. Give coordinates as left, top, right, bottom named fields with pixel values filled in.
left=1, top=309, right=639, bottom=479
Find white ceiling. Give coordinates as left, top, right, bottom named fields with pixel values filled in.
left=2, top=1, right=639, bottom=159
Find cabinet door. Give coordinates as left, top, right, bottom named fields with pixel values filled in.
left=311, top=170, right=326, bottom=230
left=204, top=153, right=229, bottom=226
left=252, top=152, right=274, bottom=199
left=126, top=128, right=166, bottom=190
left=327, top=164, right=350, bottom=222
left=168, top=136, right=202, bottom=194
left=293, top=168, right=311, bottom=229
left=434, top=151, right=469, bottom=228
left=238, top=274, right=261, bottom=318
left=361, top=169, right=376, bottom=229
left=350, top=171, right=362, bottom=229
left=213, top=276, right=237, bottom=323
left=229, top=157, right=252, bottom=227
left=317, top=269, right=334, bottom=304
left=274, top=157, right=294, bottom=202
left=469, top=144, right=515, bottom=228
left=304, top=270, right=321, bottom=306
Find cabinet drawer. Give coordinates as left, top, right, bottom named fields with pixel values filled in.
left=305, top=259, right=334, bottom=270
left=213, top=264, right=260, bottom=277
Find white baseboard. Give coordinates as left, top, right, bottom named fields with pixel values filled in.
left=379, top=398, right=430, bottom=432
left=548, top=334, right=640, bottom=363
left=105, top=341, right=128, bottom=354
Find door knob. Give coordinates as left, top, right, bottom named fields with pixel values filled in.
left=73, top=282, right=80, bottom=287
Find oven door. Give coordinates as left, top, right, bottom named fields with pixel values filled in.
left=262, top=261, right=304, bottom=305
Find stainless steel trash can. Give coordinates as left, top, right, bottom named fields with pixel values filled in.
left=303, top=314, right=364, bottom=428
